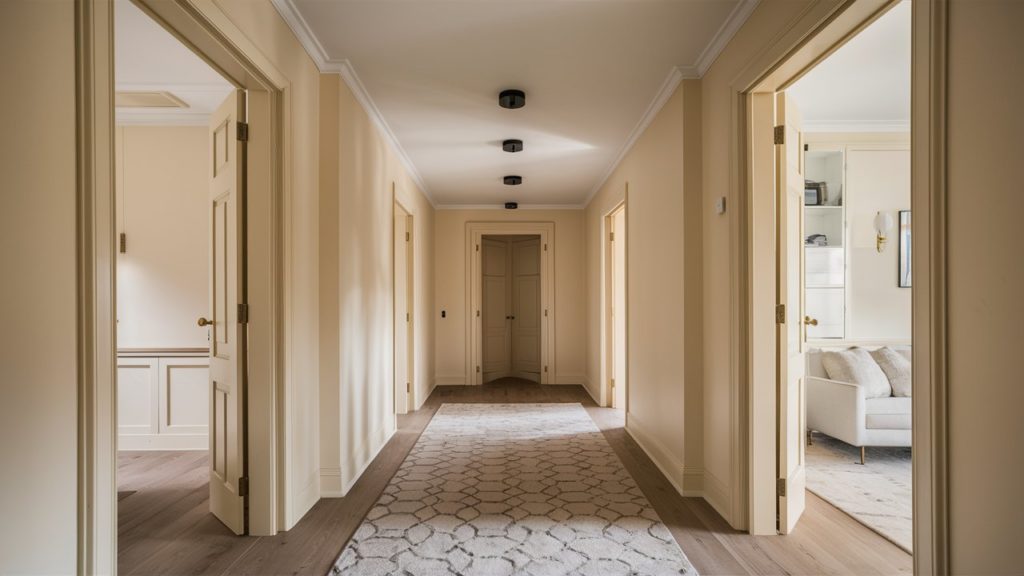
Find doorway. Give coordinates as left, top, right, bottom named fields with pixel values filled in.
left=481, top=235, right=542, bottom=383
left=114, top=0, right=250, bottom=546
left=394, top=200, right=414, bottom=414
left=744, top=0, right=917, bottom=558
left=605, top=204, right=627, bottom=409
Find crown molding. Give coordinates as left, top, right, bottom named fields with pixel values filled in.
left=271, top=0, right=760, bottom=210
left=435, top=204, right=585, bottom=211
left=582, top=66, right=684, bottom=207
left=695, top=0, right=761, bottom=76
left=270, top=0, right=435, bottom=207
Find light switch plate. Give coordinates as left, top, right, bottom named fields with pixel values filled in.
left=715, top=197, right=727, bottom=214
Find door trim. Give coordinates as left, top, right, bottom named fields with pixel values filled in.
left=466, top=222, right=555, bottom=385
left=393, top=195, right=414, bottom=415
left=737, top=0, right=950, bottom=570
left=76, top=0, right=288, bottom=568
left=603, top=199, right=627, bottom=409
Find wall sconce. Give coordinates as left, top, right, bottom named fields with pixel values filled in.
left=874, top=211, right=894, bottom=253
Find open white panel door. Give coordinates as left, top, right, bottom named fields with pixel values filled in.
left=393, top=206, right=410, bottom=414
left=207, top=90, right=247, bottom=535
left=776, top=91, right=807, bottom=534
left=612, top=209, right=627, bottom=409
left=481, top=239, right=510, bottom=382
left=511, top=238, right=542, bottom=382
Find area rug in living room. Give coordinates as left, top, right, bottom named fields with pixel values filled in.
left=332, top=403, right=697, bottom=575
left=806, top=433, right=912, bottom=553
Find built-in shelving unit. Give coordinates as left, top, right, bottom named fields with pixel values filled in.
left=804, top=147, right=845, bottom=338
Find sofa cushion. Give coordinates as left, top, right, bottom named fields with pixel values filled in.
left=871, top=346, right=912, bottom=397
left=821, top=347, right=893, bottom=398
left=865, top=397, right=912, bottom=430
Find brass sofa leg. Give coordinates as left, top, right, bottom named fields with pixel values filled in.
left=860, top=446, right=866, bottom=465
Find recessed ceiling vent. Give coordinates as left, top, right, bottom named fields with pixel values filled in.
left=503, top=175, right=522, bottom=186
left=499, top=89, right=526, bottom=109
left=502, top=139, right=524, bottom=153
left=115, top=91, right=189, bottom=109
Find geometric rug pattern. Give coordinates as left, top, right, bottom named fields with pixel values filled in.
left=806, top=432, right=913, bottom=553
left=332, top=403, right=697, bottom=575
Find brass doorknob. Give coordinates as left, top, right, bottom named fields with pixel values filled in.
left=197, top=317, right=214, bottom=327
left=804, top=316, right=819, bottom=326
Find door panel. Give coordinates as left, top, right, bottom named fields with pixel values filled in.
left=481, top=239, right=509, bottom=380
left=393, top=207, right=411, bottom=414
left=207, top=90, right=246, bottom=535
left=777, top=91, right=807, bottom=534
left=612, top=209, right=627, bottom=409
left=512, top=238, right=541, bottom=380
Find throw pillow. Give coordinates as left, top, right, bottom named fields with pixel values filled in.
left=821, top=347, right=893, bottom=398
left=870, top=347, right=912, bottom=397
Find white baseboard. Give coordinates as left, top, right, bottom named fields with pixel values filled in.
left=341, top=426, right=396, bottom=496
left=580, top=378, right=600, bottom=405
left=434, top=375, right=467, bottom=386
left=554, top=373, right=587, bottom=385
left=703, top=469, right=732, bottom=521
left=118, top=433, right=206, bottom=451
left=320, top=467, right=343, bottom=498
left=624, top=416, right=686, bottom=496
left=682, top=468, right=705, bottom=496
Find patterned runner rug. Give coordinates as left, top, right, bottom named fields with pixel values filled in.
left=332, top=403, right=697, bottom=575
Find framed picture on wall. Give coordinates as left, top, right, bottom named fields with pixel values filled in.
left=898, top=210, right=911, bottom=288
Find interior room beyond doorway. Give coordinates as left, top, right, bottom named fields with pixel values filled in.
left=481, top=235, right=542, bottom=383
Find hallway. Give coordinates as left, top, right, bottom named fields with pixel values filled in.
left=118, top=380, right=909, bottom=575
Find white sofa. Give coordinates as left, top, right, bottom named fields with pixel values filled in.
left=806, top=346, right=911, bottom=463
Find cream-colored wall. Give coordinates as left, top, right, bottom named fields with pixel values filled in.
left=115, top=126, right=208, bottom=349
left=0, top=1, right=78, bottom=573
left=699, top=0, right=818, bottom=525
left=584, top=81, right=704, bottom=494
left=945, top=2, right=1024, bottom=571
left=434, top=210, right=586, bottom=386
left=210, top=0, right=322, bottom=527
left=318, top=74, right=435, bottom=496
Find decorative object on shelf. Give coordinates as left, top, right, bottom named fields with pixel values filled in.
left=898, top=210, right=911, bottom=287
left=874, top=210, right=894, bottom=253
left=805, top=180, right=827, bottom=205
left=806, top=233, right=828, bottom=247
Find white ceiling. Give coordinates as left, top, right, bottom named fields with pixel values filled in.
left=787, top=2, right=910, bottom=133
left=277, top=0, right=757, bottom=206
left=114, top=0, right=234, bottom=125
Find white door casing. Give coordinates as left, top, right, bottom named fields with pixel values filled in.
left=611, top=208, right=627, bottom=410
left=468, top=223, right=554, bottom=385
left=207, top=90, right=247, bottom=535
left=511, top=238, right=541, bottom=381
left=776, top=91, right=807, bottom=534
left=393, top=204, right=412, bottom=414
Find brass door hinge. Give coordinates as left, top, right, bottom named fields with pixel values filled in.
left=238, top=303, right=250, bottom=324
left=237, top=121, right=249, bottom=142
left=405, top=231, right=410, bottom=242
left=119, top=232, right=127, bottom=254
left=406, top=313, right=410, bottom=322
left=544, top=243, right=548, bottom=252
left=239, top=476, right=250, bottom=497
left=406, top=382, right=411, bottom=393
left=610, top=378, right=615, bottom=388
left=610, top=232, right=615, bottom=241
left=476, top=365, right=481, bottom=373
left=777, top=478, right=786, bottom=497
left=774, top=125, right=785, bottom=145
left=776, top=304, right=786, bottom=324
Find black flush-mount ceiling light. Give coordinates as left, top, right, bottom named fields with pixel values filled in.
left=502, top=139, right=524, bottom=153
left=499, top=89, right=526, bottom=109
left=503, top=175, right=522, bottom=186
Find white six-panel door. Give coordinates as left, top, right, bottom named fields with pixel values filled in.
left=777, top=91, right=807, bottom=534
left=481, top=239, right=510, bottom=382
left=207, top=90, right=247, bottom=535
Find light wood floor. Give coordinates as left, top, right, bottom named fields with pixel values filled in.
left=118, top=380, right=911, bottom=575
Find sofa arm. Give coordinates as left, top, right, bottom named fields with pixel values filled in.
left=806, top=376, right=866, bottom=447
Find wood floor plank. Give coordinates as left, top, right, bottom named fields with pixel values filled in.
left=118, top=380, right=911, bottom=576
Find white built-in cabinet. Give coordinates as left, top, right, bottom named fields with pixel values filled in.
left=117, top=352, right=209, bottom=450
left=803, top=135, right=911, bottom=342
